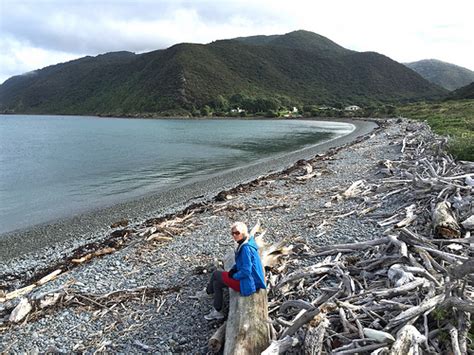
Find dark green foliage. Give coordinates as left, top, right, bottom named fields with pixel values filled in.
left=449, top=82, right=474, bottom=100
left=0, top=31, right=446, bottom=115
left=405, top=59, right=474, bottom=91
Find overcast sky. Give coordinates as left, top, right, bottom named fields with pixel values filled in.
left=1, top=0, right=473, bottom=84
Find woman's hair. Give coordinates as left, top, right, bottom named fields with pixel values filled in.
left=231, top=221, right=249, bottom=237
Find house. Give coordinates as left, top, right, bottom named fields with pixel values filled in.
left=345, top=105, right=361, bottom=111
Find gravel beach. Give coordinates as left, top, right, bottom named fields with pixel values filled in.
left=1, top=117, right=417, bottom=353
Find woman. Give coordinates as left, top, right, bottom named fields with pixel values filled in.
left=193, top=221, right=266, bottom=321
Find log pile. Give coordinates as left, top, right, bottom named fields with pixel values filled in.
left=261, top=121, right=473, bottom=354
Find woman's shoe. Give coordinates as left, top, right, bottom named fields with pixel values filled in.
left=204, top=309, right=224, bottom=321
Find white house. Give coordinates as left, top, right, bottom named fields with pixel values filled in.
left=345, top=105, right=361, bottom=111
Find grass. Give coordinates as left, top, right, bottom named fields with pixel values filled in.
left=397, top=100, right=474, bottom=161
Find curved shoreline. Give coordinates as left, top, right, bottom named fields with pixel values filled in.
left=0, top=118, right=377, bottom=261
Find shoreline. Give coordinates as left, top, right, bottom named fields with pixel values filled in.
left=0, top=117, right=376, bottom=261
left=1, top=116, right=410, bottom=353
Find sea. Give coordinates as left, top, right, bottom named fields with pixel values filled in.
left=0, top=115, right=354, bottom=234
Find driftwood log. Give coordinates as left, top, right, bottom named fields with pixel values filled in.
left=432, top=201, right=461, bottom=238
left=208, top=322, right=226, bottom=353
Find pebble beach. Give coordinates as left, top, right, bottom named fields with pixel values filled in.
left=1, top=117, right=420, bottom=353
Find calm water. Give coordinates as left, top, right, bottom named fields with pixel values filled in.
left=0, top=115, right=354, bottom=233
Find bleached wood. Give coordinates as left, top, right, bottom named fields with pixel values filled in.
left=9, top=298, right=32, bottom=323
left=388, top=325, right=425, bottom=355
left=208, top=322, right=226, bottom=353
left=432, top=201, right=461, bottom=238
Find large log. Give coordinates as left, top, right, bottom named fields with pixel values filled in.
left=223, top=226, right=270, bottom=354
left=432, top=201, right=461, bottom=238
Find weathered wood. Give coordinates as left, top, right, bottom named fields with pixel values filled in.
left=448, top=324, right=461, bottom=355
left=9, top=298, right=32, bottom=323
left=442, top=297, right=474, bottom=313
left=363, top=328, right=395, bottom=343
left=461, top=215, right=474, bottom=230
left=209, top=322, right=226, bottom=353
left=36, top=269, right=62, bottom=286
left=261, top=335, right=298, bottom=354
left=281, top=290, right=339, bottom=338
left=4, top=284, right=36, bottom=301
left=387, top=294, right=445, bottom=329
left=388, top=325, right=425, bottom=355
left=303, top=315, right=329, bottom=354
left=333, top=342, right=389, bottom=354
left=313, top=237, right=390, bottom=253
left=372, top=278, right=426, bottom=298
left=224, top=288, right=270, bottom=354
left=449, top=258, right=474, bottom=279
left=432, top=201, right=461, bottom=238
left=457, top=311, right=470, bottom=355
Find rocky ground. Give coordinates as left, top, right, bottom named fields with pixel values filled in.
left=1, top=118, right=426, bottom=353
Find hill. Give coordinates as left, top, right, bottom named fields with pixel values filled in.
left=449, top=81, right=474, bottom=100
left=0, top=30, right=446, bottom=116
left=405, top=59, right=474, bottom=91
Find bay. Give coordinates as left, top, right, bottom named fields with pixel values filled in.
left=0, top=115, right=354, bottom=234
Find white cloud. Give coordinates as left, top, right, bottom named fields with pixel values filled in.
left=0, top=36, right=83, bottom=84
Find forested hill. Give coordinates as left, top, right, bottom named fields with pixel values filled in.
left=449, top=82, right=474, bottom=100
left=0, top=30, right=446, bottom=116
left=405, top=59, right=474, bottom=91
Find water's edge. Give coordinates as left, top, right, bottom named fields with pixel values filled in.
left=0, top=118, right=377, bottom=261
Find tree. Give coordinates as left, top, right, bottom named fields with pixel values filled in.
left=201, top=105, right=212, bottom=116
left=211, top=95, right=229, bottom=111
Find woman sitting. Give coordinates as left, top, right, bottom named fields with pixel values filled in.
left=193, top=221, right=266, bottom=320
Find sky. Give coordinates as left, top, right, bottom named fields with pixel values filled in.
left=0, top=0, right=473, bottom=84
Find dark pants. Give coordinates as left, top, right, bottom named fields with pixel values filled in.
left=206, top=270, right=226, bottom=311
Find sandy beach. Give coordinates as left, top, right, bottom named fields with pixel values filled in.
left=2, top=117, right=461, bottom=353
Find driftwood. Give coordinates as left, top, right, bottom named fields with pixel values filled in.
left=9, top=298, right=32, bottom=323
left=432, top=201, right=461, bottom=238
left=208, top=322, right=226, bottom=353
left=261, top=336, right=298, bottom=354
left=258, top=120, right=474, bottom=353
left=303, top=315, right=329, bottom=354
left=262, top=122, right=473, bottom=353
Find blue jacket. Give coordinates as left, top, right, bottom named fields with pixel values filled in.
left=231, top=236, right=266, bottom=296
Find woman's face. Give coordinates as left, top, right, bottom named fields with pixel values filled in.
left=231, top=228, right=244, bottom=242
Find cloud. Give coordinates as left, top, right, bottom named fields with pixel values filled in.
left=0, top=0, right=473, bottom=83
left=0, top=35, right=82, bottom=84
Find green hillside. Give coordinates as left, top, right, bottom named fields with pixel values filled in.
left=449, top=82, right=474, bottom=100
left=0, top=30, right=446, bottom=116
left=405, top=59, right=474, bottom=91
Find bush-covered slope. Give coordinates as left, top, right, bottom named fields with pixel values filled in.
left=405, top=59, right=474, bottom=91
left=449, top=82, right=474, bottom=100
left=0, top=30, right=446, bottom=115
